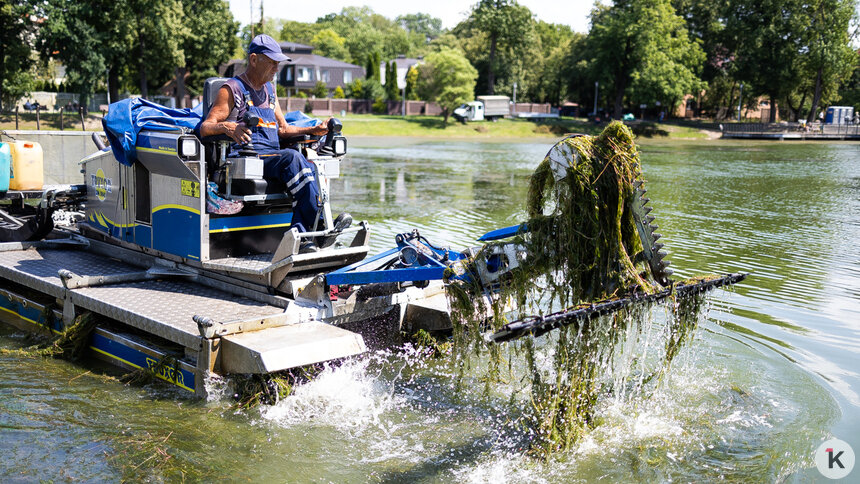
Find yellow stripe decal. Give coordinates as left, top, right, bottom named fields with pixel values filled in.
left=152, top=204, right=201, bottom=215
left=0, top=305, right=61, bottom=334
left=98, top=211, right=137, bottom=228
left=208, top=222, right=292, bottom=233
left=90, top=347, right=194, bottom=392
left=137, top=146, right=177, bottom=155
left=0, top=300, right=193, bottom=393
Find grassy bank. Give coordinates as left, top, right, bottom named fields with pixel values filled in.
left=0, top=111, right=104, bottom=131
left=339, top=114, right=715, bottom=140
left=0, top=111, right=716, bottom=140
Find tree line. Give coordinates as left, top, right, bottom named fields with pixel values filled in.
left=2, top=0, right=857, bottom=122
left=1, top=0, right=238, bottom=109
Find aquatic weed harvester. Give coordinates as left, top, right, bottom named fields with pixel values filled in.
left=0, top=85, right=743, bottom=417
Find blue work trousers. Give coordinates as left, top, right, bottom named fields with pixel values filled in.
left=260, top=149, right=321, bottom=232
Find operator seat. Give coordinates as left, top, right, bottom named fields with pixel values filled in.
left=200, top=77, right=288, bottom=198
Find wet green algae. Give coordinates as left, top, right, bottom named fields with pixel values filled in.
left=443, top=122, right=711, bottom=459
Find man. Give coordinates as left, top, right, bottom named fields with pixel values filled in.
left=200, top=34, right=348, bottom=252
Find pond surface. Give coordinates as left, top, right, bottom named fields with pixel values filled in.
left=1, top=137, right=858, bottom=482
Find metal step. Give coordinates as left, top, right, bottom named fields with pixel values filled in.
left=220, top=321, right=366, bottom=374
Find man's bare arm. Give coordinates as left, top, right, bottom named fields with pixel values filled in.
left=199, top=86, right=252, bottom=144
left=273, top=92, right=331, bottom=137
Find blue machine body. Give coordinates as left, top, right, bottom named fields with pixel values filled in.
left=0, top=142, right=9, bottom=194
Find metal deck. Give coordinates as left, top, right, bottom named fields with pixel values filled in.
left=0, top=246, right=289, bottom=348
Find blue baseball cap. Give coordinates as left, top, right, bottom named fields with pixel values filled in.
left=248, top=34, right=291, bottom=62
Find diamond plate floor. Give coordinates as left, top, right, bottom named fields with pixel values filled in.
left=0, top=248, right=286, bottom=348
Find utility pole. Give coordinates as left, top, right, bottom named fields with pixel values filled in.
left=249, top=0, right=254, bottom=39
left=512, top=82, right=517, bottom=115
left=737, top=83, right=743, bottom=122
left=593, top=81, right=599, bottom=116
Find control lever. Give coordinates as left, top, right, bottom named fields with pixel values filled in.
left=238, top=111, right=260, bottom=157
left=319, top=118, right=347, bottom=156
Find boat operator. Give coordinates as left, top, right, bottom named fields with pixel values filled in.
left=200, top=34, right=346, bottom=253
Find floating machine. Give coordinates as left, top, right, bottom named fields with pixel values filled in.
left=0, top=90, right=744, bottom=396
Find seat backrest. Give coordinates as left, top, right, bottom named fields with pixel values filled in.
left=202, top=77, right=229, bottom=121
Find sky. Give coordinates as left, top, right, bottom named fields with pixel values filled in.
left=227, top=0, right=595, bottom=33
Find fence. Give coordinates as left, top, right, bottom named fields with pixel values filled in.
left=721, top=122, right=860, bottom=135
left=279, top=98, right=549, bottom=117
left=720, top=122, right=860, bottom=139
left=4, top=106, right=91, bottom=131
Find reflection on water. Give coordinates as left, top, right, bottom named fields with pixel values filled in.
left=1, top=139, right=858, bottom=481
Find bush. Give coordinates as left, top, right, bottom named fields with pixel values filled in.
left=372, top=97, right=387, bottom=114
left=311, top=80, right=328, bottom=98
left=363, top=79, right=384, bottom=101
left=346, top=79, right=363, bottom=99
left=332, top=86, right=345, bottom=99
left=276, top=84, right=287, bottom=98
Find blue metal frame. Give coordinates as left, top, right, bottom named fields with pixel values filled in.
left=478, top=223, right=527, bottom=241
left=326, top=233, right=464, bottom=286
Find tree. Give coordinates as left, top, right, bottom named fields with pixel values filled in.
left=396, top=13, right=443, bottom=40
left=36, top=0, right=112, bottom=108
left=279, top=20, right=318, bottom=45
left=0, top=1, right=36, bottom=109
left=405, top=64, right=420, bottom=100
left=725, top=0, right=808, bottom=122
left=800, top=0, right=857, bottom=122
left=130, top=0, right=186, bottom=99
left=179, top=0, right=239, bottom=105
left=469, top=0, right=534, bottom=95
left=365, top=51, right=381, bottom=80
left=311, top=29, right=350, bottom=61
left=385, top=61, right=399, bottom=100
left=333, top=86, right=346, bottom=99
left=587, top=0, right=705, bottom=119
left=417, top=48, right=478, bottom=124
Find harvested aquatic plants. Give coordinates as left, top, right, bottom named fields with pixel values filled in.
left=444, top=122, right=713, bottom=459
left=230, top=365, right=323, bottom=408
left=0, top=312, right=96, bottom=360
left=121, top=354, right=181, bottom=386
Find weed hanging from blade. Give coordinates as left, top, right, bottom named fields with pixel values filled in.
left=444, top=122, right=714, bottom=458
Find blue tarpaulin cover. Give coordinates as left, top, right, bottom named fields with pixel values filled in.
left=282, top=110, right=320, bottom=128
left=103, top=99, right=322, bottom=166
left=103, top=98, right=202, bottom=166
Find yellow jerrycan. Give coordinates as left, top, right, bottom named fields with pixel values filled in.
left=8, top=140, right=44, bottom=191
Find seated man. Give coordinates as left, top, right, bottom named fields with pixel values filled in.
left=200, top=34, right=346, bottom=252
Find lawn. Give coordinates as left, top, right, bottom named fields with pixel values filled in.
left=0, top=111, right=715, bottom=140
left=338, top=114, right=713, bottom=140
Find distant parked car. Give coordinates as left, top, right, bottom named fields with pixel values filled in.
left=623, top=113, right=635, bottom=121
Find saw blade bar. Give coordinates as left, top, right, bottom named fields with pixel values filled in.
left=488, top=272, right=747, bottom=343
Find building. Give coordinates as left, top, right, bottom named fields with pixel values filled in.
left=219, top=42, right=365, bottom=97
left=277, top=42, right=364, bottom=97
left=379, top=55, right=423, bottom=89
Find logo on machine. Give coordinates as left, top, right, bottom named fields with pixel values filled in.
left=90, top=168, right=113, bottom=202
left=144, top=357, right=185, bottom=387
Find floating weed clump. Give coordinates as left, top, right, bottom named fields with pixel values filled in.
left=121, top=354, right=180, bottom=386
left=0, top=312, right=96, bottom=360
left=444, top=122, right=713, bottom=459
left=230, top=365, right=323, bottom=409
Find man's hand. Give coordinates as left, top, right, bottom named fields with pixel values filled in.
left=308, top=117, right=332, bottom=136
left=224, top=122, right=252, bottom=144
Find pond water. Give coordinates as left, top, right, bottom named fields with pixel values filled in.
left=1, top=137, right=857, bottom=482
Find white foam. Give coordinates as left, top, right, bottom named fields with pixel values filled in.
left=260, top=358, right=404, bottom=433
